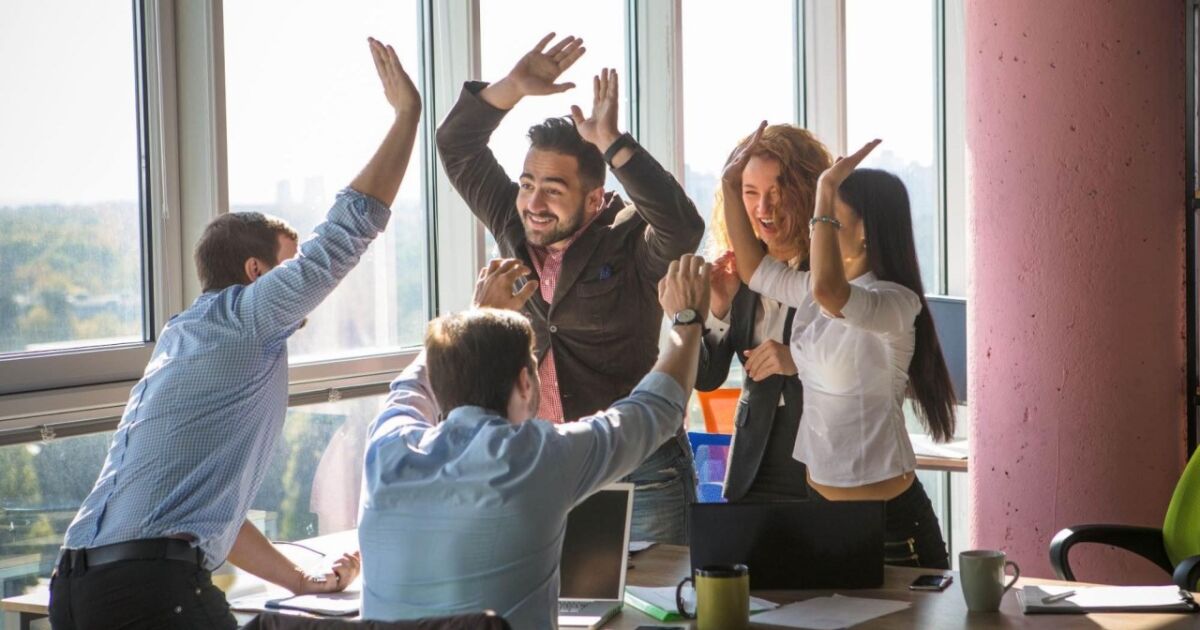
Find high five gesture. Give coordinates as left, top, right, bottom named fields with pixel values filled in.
left=481, top=33, right=587, bottom=110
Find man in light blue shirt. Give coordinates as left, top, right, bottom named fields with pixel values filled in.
left=51, top=38, right=421, bottom=629
left=359, top=254, right=711, bottom=629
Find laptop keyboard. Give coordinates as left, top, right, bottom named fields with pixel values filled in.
left=558, top=601, right=589, bottom=614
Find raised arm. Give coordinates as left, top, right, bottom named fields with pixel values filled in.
left=554, top=255, right=711, bottom=501
left=572, top=69, right=704, bottom=279
left=809, top=139, right=880, bottom=315
left=435, top=34, right=585, bottom=241
left=722, top=122, right=770, bottom=283
left=238, top=38, right=421, bottom=339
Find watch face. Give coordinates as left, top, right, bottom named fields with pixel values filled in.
left=674, top=308, right=698, bottom=325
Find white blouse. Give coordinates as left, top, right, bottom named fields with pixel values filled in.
left=749, top=256, right=922, bottom=487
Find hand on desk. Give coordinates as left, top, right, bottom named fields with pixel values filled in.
left=292, top=550, right=361, bottom=595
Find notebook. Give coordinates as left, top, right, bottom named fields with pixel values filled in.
left=1017, top=585, right=1198, bottom=614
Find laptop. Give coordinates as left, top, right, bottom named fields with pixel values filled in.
left=557, top=483, right=634, bottom=629
left=689, top=500, right=886, bottom=589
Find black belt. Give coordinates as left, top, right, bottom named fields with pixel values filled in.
left=59, top=538, right=202, bottom=572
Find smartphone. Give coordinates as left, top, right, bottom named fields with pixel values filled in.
left=909, top=574, right=953, bottom=591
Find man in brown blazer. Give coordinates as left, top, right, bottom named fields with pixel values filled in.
left=435, top=33, right=705, bottom=543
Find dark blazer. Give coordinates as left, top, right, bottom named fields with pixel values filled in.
left=696, top=283, right=804, bottom=501
left=436, top=82, right=705, bottom=420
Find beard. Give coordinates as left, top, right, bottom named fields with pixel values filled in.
left=522, top=201, right=587, bottom=248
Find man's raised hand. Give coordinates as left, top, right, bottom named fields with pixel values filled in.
left=368, top=37, right=420, bottom=117
left=473, top=259, right=539, bottom=311
left=570, top=68, right=621, bottom=152
left=657, top=254, right=712, bottom=321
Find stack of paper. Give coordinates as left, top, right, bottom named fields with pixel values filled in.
left=750, top=595, right=910, bottom=629
left=624, top=585, right=777, bottom=621
left=1018, top=585, right=1198, bottom=614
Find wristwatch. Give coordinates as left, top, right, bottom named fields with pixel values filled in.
left=672, top=308, right=702, bottom=328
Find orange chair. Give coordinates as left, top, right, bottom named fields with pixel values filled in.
left=696, top=388, right=741, bottom=434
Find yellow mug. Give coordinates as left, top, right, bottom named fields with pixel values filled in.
left=675, top=564, right=750, bottom=630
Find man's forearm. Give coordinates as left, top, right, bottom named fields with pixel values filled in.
left=349, top=109, right=421, bottom=208
left=653, top=325, right=702, bottom=393
left=226, top=520, right=304, bottom=594
left=479, top=77, right=524, bottom=111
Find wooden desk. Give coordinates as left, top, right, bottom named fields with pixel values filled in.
left=916, top=455, right=968, bottom=473
left=607, top=545, right=1198, bottom=629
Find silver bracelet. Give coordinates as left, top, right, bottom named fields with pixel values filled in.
left=809, top=216, right=842, bottom=229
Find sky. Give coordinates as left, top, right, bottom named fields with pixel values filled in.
left=0, top=0, right=937, bottom=207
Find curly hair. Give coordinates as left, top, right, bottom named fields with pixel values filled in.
left=708, top=124, right=832, bottom=260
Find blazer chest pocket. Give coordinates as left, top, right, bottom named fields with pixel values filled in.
left=572, top=277, right=621, bottom=299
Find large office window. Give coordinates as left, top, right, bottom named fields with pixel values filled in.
left=224, top=1, right=428, bottom=362
left=845, top=0, right=940, bottom=291
left=0, top=2, right=146, bottom=357
left=681, top=0, right=798, bottom=257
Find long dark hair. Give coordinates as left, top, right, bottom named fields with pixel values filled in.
left=838, top=169, right=956, bottom=442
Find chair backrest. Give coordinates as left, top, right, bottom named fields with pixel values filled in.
left=1163, top=446, right=1200, bottom=567
left=696, top=388, right=740, bottom=434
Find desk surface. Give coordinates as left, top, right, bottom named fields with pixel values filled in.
left=8, top=538, right=1194, bottom=629
left=610, top=545, right=1196, bottom=629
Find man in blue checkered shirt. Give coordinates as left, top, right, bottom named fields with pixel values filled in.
left=50, top=38, right=421, bottom=629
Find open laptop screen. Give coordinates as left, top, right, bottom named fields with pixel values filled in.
left=559, top=485, right=632, bottom=599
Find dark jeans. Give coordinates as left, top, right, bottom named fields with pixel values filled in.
left=624, top=431, right=698, bottom=544
left=809, top=477, right=949, bottom=569
left=49, top=549, right=237, bottom=629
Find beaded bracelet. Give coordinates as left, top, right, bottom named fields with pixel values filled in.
left=809, top=216, right=843, bottom=229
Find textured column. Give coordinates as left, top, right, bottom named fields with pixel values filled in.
left=967, top=0, right=1187, bottom=582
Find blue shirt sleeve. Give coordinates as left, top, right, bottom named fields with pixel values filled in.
left=551, top=371, right=688, bottom=504
left=236, top=188, right=391, bottom=339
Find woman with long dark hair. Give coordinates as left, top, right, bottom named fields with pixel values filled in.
left=697, top=124, right=831, bottom=502
left=722, top=123, right=956, bottom=568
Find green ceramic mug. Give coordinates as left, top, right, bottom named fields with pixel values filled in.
left=675, top=564, right=750, bottom=630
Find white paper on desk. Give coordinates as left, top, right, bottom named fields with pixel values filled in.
left=627, top=585, right=777, bottom=613
left=750, top=594, right=910, bottom=629
left=909, top=433, right=969, bottom=459
left=629, top=540, right=656, bottom=554
left=1019, top=585, right=1195, bottom=613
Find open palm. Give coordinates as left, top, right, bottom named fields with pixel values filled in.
left=507, top=33, right=586, bottom=96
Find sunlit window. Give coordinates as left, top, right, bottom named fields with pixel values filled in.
left=224, top=1, right=428, bottom=362
left=0, top=2, right=145, bottom=356
left=846, top=0, right=939, bottom=290
left=681, top=0, right=798, bottom=258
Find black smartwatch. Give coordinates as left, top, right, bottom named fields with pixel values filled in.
left=603, top=132, right=638, bottom=167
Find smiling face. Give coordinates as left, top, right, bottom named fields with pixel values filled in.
left=741, top=155, right=792, bottom=256
left=516, top=149, right=603, bottom=250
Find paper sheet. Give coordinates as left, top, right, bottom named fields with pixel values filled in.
left=750, top=594, right=910, bottom=629
left=1019, top=585, right=1195, bottom=612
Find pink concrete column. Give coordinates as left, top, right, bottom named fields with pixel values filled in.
left=968, top=1, right=1188, bottom=583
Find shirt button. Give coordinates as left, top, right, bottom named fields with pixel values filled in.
left=195, top=588, right=202, bottom=595
left=174, top=605, right=183, bottom=614
left=549, top=325, right=558, bottom=333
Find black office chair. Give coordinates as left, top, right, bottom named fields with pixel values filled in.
left=243, top=611, right=512, bottom=630
left=1048, top=447, right=1200, bottom=590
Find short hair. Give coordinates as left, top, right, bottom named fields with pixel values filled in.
left=194, top=212, right=299, bottom=293
left=425, top=309, right=536, bottom=415
left=527, top=117, right=607, bottom=191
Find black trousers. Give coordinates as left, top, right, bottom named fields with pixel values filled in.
left=49, top=548, right=237, bottom=630
left=809, top=476, right=950, bottom=569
